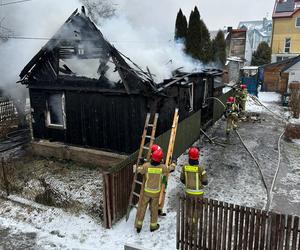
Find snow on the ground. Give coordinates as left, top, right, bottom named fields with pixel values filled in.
left=1, top=90, right=300, bottom=249
left=292, top=139, right=300, bottom=145
left=258, top=92, right=281, bottom=103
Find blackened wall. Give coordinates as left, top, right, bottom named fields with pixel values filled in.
left=29, top=74, right=215, bottom=154
left=30, top=89, right=147, bottom=154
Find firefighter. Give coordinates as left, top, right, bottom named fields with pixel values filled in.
left=180, top=147, right=208, bottom=198
left=180, top=147, right=207, bottom=227
left=235, top=84, right=248, bottom=115
left=224, top=96, right=239, bottom=135
left=135, top=149, right=175, bottom=233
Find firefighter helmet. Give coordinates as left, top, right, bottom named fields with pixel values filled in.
left=151, top=144, right=161, bottom=153
left=227, top=96, right=235, bottom=103
left=240, top=84, right=247, bottom=90
left=151, top=149, right=163, bottom=162
left=188, top=147, right=199, bottom=160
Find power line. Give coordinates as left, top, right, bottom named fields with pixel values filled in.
left=0, top=35, right=172, bottom=44
left=0, top=0, right=31, bottom=6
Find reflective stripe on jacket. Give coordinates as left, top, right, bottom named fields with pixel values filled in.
left=144, top=167, right=163, bottom=194
left=184, top=165, right=206, bottom=195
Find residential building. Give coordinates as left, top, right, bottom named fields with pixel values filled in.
left=271, top=0, right=300, bottom=62
left=238, top=18, right=272, bottom=62
left=261, top=55, right=300, bottom=94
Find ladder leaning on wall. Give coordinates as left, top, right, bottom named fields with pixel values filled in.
left=126, top=113, right=159, bottom=221
left=158, top=108, right=179, bottom=213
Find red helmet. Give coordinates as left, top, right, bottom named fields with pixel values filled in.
left=227, top=96, right=235, bottom=103
left=151, top=149, right=163, bottom=162
left=188, top=147, right=199, bottom=160
left=151, top=144, right=161, bottom=153
left=240, top=84, right=247, bottom=90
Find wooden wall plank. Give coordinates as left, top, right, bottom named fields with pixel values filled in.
left=216, top=201, right=224, bottom=250
left=291, top=216, right=299, bottom=250
left=285, top=215, right=293, bottom=250
left=227, top=204, right=234, bottom=250
left=248, top=208, right=256, bottom=250
left=233, top=205, right=240, bottom=250
left=238, top=206, right=245, bottom=250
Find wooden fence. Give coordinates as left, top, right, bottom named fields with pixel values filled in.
left=0, top=98, right=16, bottom=122
left=177, top=197, right=300, bottom=250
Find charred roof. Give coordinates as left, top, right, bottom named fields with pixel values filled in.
left=20, top=7, right=223, bottom=96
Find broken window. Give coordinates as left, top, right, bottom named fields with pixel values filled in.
left=284, top=38, right=291, bottom=53
left=46, top=93, right=66, bottom=129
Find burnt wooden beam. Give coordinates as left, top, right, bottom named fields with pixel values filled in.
left=157, top=73, right=192, bottom=92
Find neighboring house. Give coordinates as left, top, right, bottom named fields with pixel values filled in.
left=224, top=28, right=247, bottom=82
left=19, top=8, right=221, bottom=155
left=271, top=0, right=300, bottom=62
left=225, top=28, right=247, bottom=60
left=238, top=18, right=272, bottom=62
left=261, top=55, right=300, bottom=94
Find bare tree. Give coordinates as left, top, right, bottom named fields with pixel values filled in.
left=80, top=0, right=116, bottom=21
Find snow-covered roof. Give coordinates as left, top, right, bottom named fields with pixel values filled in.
left=241, top=66, right=259, bottom=70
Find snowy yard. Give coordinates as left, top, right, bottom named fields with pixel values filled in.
left=0, top=92, right=299, bottom=249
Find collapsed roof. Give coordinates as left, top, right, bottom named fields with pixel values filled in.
left=20, top=7, right=222, bottom=95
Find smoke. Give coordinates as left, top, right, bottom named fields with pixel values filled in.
left=0, top=0, right=81, bottom=102
left=98, top=0, right=206, bottom=82
left=0, top=0, right=205, bottom=102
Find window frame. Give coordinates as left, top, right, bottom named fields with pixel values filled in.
left=202, top=78, right=209, bottom=107
left=45, top=92, right=66, bottom=129
left=284, top=37, right=291, bottom=53
left=188, top=82, right=194, bottom=112
left=295, top=17, right=300, bottom=28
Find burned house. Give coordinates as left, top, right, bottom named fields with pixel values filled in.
left=18, top=8, right=229, bottom=228
left=20, top=8, right=222, bottom=155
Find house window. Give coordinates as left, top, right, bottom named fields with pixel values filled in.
left=284, top=38, right=291, bottom=53
left=296, top=17, right=300, bottom=27
left=46, top=93, right=66, bottom=129
left=188, top=82, right=194, bottom=112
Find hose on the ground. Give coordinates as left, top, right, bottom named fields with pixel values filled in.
left=244, top=94, right=287, bottom=212
left=266, top=129, right=285, bottom=212
left=234, top=130, right=270, bottom=210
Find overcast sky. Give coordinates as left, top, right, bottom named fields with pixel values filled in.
left=116, top=0, right=276, bottom=34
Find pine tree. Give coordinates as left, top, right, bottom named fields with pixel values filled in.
left=251, top=41, right=272, bottom=66
left=212, top=30, right=226, bottom=66
left=185, top=6, right=212, bottom=63
left=175, top=9, right=187, bottom=40
left=186, top=7, right=202, bottom=60
left=199, top=19, right=212, bottom=63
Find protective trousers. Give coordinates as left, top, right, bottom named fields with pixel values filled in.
left=186, top=194, right=203, bottom=223
left=240, top=100, right=246, bottom=112
left=226, top=114, right=238, bottom=133
left=135, top=193, right=159, bottom=230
